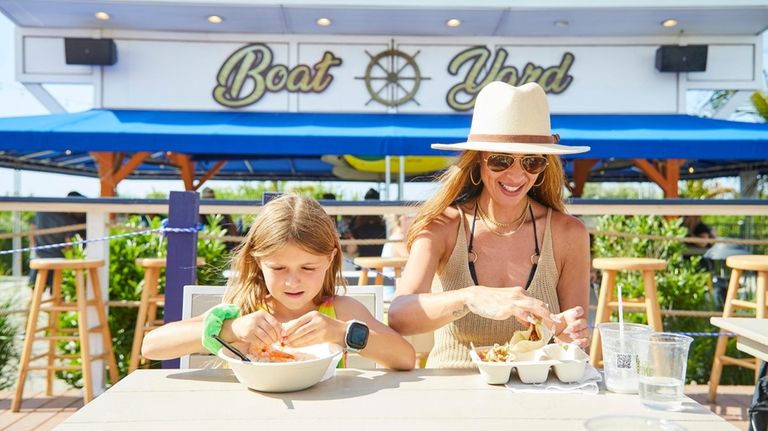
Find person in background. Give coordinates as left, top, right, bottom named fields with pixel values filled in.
left=683, top=215, right=716, bottom=247
left=28, top=191, right=87, bottom=286
left=200, top=187, right=240, bottom=238
left=388, top=82, right=592, bottom=368
left=347, top=188, right=387, bottom=257
left=141, top=194, right=415, bottom=370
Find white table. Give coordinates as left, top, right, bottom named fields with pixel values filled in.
left=711, top=317, right=768, bottom=362
left=57, top=368, right=738, bottom=430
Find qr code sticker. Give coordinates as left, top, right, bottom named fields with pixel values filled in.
left=615, top=353, right=632, bottom=369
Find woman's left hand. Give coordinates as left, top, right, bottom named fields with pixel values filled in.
left=282, top=311, right=346, bottom=347
left=554, top=306, right=589, bottom=348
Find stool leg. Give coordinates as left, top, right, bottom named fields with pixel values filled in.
left=12, top=269, right=48, bottom=412
left=757, top=271, right=766, bottom=319
left=146, top=268, right=161, bottom=325
left=75, top=269, right=94, bottom=404
left=756, top=271, right=766, bottom=383
left=375, top=267, right=384, bottom=286
left=46, top=269, right=63, bottom=396
left=642, top=270, right=663, bottom=331
left=89, top=268, right=119, bottom=385
left=590, top=269, right=616, bottom=366
left=359, top=268, right=369, bottom=285
left=708, top=268, right=743, bottom=402
left=130, top=271, right=153, bottom=373
left=144, top=269, right=162, bottom=369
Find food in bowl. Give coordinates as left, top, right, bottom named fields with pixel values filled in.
left=247, top=343, right=315, bottom=362
left=219, top=342, right=343, bottom=392
left=476, top=343, right=516, bottom=363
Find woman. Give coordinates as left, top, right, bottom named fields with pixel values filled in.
left=388, top=82, right=592, bottom=368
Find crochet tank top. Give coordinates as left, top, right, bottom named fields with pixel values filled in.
left=426, top=207, right=560, bottom=369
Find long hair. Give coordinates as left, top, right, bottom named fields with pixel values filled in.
left=406, top=151, right=566, bottom=250
left=224, top=194, right=345, bottom=314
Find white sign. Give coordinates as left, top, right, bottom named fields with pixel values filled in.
left=17, top=31, right=761, bottom=114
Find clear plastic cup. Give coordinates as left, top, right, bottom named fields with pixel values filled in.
left=597, top=322, right=652, bottom=393
left=633, top=332, right=694, bottom=411
left=585, top=415, right=687, bottom=431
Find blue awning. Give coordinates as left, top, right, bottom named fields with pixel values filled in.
left=0, top=109, right=766, bottom=159
left=0, top=109, right=766, bottom=181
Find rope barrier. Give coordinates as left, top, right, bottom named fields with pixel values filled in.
left=0, top=225, right=201, bottom=256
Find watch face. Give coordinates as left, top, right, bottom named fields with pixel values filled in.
left=346, top=321, right=369, bottom=350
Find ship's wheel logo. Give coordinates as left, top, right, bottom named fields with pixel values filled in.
left=356, top=44, right=430, bottom=107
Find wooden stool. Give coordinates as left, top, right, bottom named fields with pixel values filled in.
left=12, top=258, right=119, bottom=411
left=708, top=254, right=768, bottom=402
left=589, top=257, right=667, bottom=367
left=353, top=256, right=407, bottom=285
left=129, top=257, right=205, bottom=372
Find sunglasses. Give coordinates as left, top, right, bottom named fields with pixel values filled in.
left=483, top=154, right=549, bottom=175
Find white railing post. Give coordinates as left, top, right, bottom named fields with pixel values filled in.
left=85, top=210, right=109, bottom=394
left=12, top=169, right=21, bottom=277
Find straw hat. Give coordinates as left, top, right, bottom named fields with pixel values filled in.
left=432, top=82, right=590, bottom=155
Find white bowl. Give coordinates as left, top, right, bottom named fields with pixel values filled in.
left=218, top=343, right=343, bottom=392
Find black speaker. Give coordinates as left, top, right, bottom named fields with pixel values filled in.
left=64, top=38, right=117, bottom=65
left=655, top=45, right=707, bottom=72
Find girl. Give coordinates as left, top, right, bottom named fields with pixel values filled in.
left=142, top=194, right=415, bottom=370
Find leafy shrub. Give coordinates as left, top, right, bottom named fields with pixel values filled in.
left=593, top=215, right=754, bottom=384
left=0, top=299, right=19, bottom=389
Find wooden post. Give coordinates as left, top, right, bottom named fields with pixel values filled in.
left=163, top=191, right=199, bottom=368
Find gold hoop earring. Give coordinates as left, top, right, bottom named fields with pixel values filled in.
left=533, top=174, right=545, bottom=187
left=469, top=167, right=481, bottom=186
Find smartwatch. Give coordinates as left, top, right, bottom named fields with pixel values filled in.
left=344, top=320, right=369, bottom=353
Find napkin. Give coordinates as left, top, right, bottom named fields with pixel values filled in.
left=505, top=364, right=602, bottom=394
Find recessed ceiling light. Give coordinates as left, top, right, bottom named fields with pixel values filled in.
left=446, top=18, right=461, bottom=28
left=208, top=15, right=224, bottom=24
left=95, top=11, right=111, bottom=21
left=553, top=20, right=569, bottom=28
left=316, top=17, right=332, bottom=26
left=661, top=18, right=678, bottom=28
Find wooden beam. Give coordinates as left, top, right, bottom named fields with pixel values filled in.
left=192, top=161, right=227, bottom=191
left=90, top=152, right=116, bottom=197
left=633, top=159, right=672, bottom=196
left=169, top=153, right=195, bottom=191
left=665, top=159, right=684, bottom=198
left=571, top=159, right=597, bottom=197
left=113, top=152, right=151, bottom=183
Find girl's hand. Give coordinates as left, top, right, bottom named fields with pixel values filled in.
left=229, top=310, right=284, bottom=348
left=554, top=306, right=589, bottom=348
left=464, top=285, right=560, bottom=328
left=282, top=311, right=346, bottom=347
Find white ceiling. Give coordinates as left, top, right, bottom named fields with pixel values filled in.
left=0, top=0, right=766, bottom=37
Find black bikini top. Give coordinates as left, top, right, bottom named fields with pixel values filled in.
left=467, top=203, right=540, bottom=289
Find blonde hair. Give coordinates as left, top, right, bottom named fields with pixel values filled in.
left=224, top=194, right=345, bottom=314
left=406, top=151, right=566, bottom=249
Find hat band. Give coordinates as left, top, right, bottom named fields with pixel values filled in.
left=468, top=133, right=561, bottom=144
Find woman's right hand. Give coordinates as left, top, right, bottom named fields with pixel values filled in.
left=463, top=285, right=559, bottom=327
left=229, top=310, right=284, bottom=348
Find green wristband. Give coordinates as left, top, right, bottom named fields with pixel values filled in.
left=202, top=304, right=240, bottom=355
